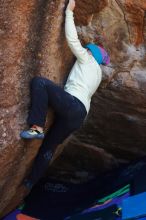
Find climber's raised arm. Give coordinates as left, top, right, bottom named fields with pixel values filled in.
left=65, top=0, right=89, bottom=63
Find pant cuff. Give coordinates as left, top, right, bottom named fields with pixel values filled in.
left=27, top=118, right=45, bottom=128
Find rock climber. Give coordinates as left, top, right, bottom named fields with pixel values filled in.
left=20, top=0, right=110, bottom=190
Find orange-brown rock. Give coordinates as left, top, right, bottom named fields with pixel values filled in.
left=0, top=0, right=146, bottom=216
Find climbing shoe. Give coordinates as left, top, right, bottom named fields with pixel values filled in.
left=20, top=128, right=44, bottom=139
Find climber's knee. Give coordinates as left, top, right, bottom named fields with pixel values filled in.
left=31, top=76, right=46, bottom=88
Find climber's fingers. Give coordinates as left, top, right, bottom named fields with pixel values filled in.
left=67, top=0, right=76, bottom=11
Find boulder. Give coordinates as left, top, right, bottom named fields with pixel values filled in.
left=0, top=0, right=146, bottom=216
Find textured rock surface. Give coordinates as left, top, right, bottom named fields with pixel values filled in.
left=0, top=0, right=146, bottom=215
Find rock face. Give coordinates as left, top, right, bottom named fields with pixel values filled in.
left=0, top=0, right=146, bottom=215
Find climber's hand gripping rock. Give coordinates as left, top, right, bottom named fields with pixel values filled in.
left=67, top=0, right=75, bottom=11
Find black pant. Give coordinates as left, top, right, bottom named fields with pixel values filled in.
left=24, top=76, right=87, bottom=188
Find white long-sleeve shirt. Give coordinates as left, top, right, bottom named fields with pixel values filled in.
left=64, top=9, right=102, bottom=113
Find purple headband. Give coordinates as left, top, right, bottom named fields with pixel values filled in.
left=98, top=46, right=110, bottom=65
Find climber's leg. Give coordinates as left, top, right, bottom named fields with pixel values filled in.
left=28, top=76, right=87, bottom=125
left=20, top=76, right=86, bottom=139
left=27, top=76, right=54, bottom=128
left=24, top=99, right=87, bottom=188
